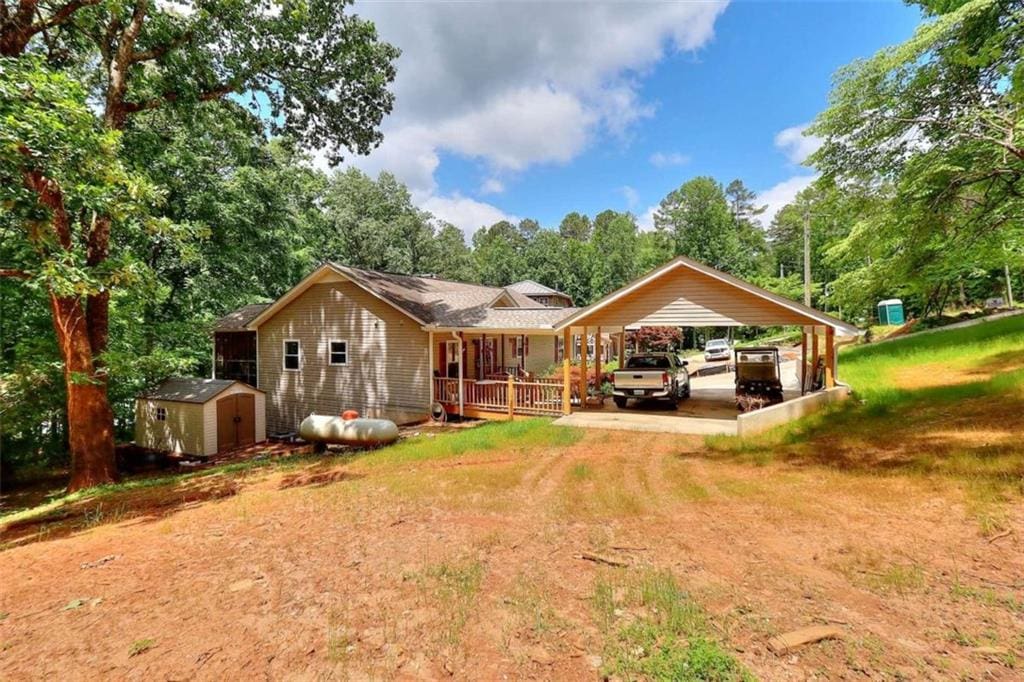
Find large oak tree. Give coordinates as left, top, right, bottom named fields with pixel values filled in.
left=1, top=0, right=398, bottom=490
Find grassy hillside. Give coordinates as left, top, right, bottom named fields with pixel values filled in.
left=711, top=315, right=1024, bottom=533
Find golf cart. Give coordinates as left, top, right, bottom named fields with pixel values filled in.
left=734, top=347, right=784, bottom=412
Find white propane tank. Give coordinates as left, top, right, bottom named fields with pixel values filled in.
left=298, top=414, right=400, bottom=447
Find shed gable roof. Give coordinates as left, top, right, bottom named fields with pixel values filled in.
left=139, top=378, right=261, bottom=404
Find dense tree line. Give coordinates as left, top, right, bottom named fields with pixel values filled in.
left=2, top=0, right=1021, bottom=487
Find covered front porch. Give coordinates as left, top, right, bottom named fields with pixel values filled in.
left=428, top=328, right=622, bottom=419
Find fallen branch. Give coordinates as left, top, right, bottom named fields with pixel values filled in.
left=577, top=551, right=630, bottom=568
left=986, top=529, right=1012, bottom=544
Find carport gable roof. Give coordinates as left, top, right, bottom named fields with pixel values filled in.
left=555, top=256, right=861, bottom=336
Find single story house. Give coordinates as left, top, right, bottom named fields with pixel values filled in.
left=212, top=257, right=859, bottom=432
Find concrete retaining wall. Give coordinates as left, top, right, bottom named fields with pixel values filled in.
left=736, top=386, right=850, bottom=438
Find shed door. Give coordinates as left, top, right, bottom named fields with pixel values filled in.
left=216, top=393, right=256, bottom=452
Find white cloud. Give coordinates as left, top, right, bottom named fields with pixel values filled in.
left=421, top=195, right=518, bottom=237
left=637, top=204, right=659, bottom=232
left=620, top=185, right=640, bottom=210
left=340, top=1, right=729, bottom=233
left=774, top=123, right=823, bottom=166
left=649, top=151, right=690, bottom=168
left=756, top=174, right=818, bottom=227
left=479, top=178, right=505, bottom=195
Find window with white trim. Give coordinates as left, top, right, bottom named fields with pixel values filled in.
left=156, top=406, right=167, bottom=421
left=329, top=340, right=348, bottom=366
left=283, top=340, right=300, bottom=370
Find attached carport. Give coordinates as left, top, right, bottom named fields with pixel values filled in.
left=552, top=256, right=860, bottom=435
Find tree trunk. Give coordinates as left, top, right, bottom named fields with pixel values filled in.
left=49, top=292, right=117, bottom=491
left=22, top=156, right=118, bottom=491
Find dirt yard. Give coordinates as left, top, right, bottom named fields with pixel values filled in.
left=1, top=422, right=1021, bottom=680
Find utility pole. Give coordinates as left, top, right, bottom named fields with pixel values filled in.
left=803, top=209, right=812, bottom=307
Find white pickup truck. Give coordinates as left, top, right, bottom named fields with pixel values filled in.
left=611, top=353, right=691, bottom=409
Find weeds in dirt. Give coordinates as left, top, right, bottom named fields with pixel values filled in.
left=326, top=609, right=353, bottom=663
left=80, top=502, right=130, bottom=529
left=128, top=638, right=155, bottom=657
left=592, top=568, right=750, bottom=681
left=414, top=558, right=485, bottom=651
left=835, top=553, right=927, bottom=596
left=569, top=462, right=593, bottom=480
left=950, top=581, right=1023, bottom=615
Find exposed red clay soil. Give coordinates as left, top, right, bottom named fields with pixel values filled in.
left=1, top=429, right=1022, bottom=680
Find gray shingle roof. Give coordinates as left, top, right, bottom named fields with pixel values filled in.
left=507, top=279, right=567, bottom=297
left=332, top=265, right=540, bottom=327
left=139, top=378, right=257, bottom=403
left=435, top=306, right=580, bottom=329
left=214, top=303, right=270, bottom=331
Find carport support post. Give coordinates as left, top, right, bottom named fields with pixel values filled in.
left=579, top=327, right=588, bottom=408
left=562, top=329, right=571, bottom=414
left=800, top=328, right=808, bottom=395
left=618, top=331, right=626, bottom=368
left=824, top=327, right=835, bottom=388
left=811, top=330, right=819, bottom=386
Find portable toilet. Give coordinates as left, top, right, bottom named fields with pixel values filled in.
left=877, top=299, right=905, bottom=325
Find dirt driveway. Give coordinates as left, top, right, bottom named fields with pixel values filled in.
left=1, top=427, right=1021, bottom=680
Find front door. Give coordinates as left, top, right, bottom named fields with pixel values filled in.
left=216, top=393, right=255, bottom=452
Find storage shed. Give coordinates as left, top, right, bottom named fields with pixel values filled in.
left=135, top=378, right=266, bottom=457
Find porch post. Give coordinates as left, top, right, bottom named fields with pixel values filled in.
left=824, top=327, right=835, bottom=388
left=507, top=374, right=515, bottom=420
left=594, top=326, right=602, bottom=388
left=457, top=332, right=465, bottom=416
left=429, top=331, right=435, bottom=404
left=562, top=328, right=571, bottom=414
left=578, top=327, right=588, bottom=408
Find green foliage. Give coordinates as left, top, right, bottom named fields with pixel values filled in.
left=808, top=0, right=1024, bottom=319
left=655, top=177, right=740, bottom=272
left=593, top=569, right=751, bottom=681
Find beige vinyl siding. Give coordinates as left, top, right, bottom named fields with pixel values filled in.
left=579, top=266, right=813, bottom=328
left=201, top=384, right=266, bottom=456
left=259, top=277, right=431, bottom=432
left=134, top=399, right=205, bottom=456
left=524, top=335, right=556, bottom=375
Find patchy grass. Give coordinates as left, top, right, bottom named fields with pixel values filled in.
left=706, top=318, right=1024, bottom=531
left=128, top=638, right=155, bottom=657
left=412, top=558, right=485, bottom=651
left=592, top=569, right=751, bottom=681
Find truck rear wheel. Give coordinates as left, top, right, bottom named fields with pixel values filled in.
left=613, top=396, right=628, bottom=409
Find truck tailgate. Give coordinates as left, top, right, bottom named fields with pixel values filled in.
left=612, top=371, right=666, bottom=390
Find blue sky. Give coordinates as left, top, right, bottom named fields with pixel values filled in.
left=344, top=1, right=923, bottom=234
